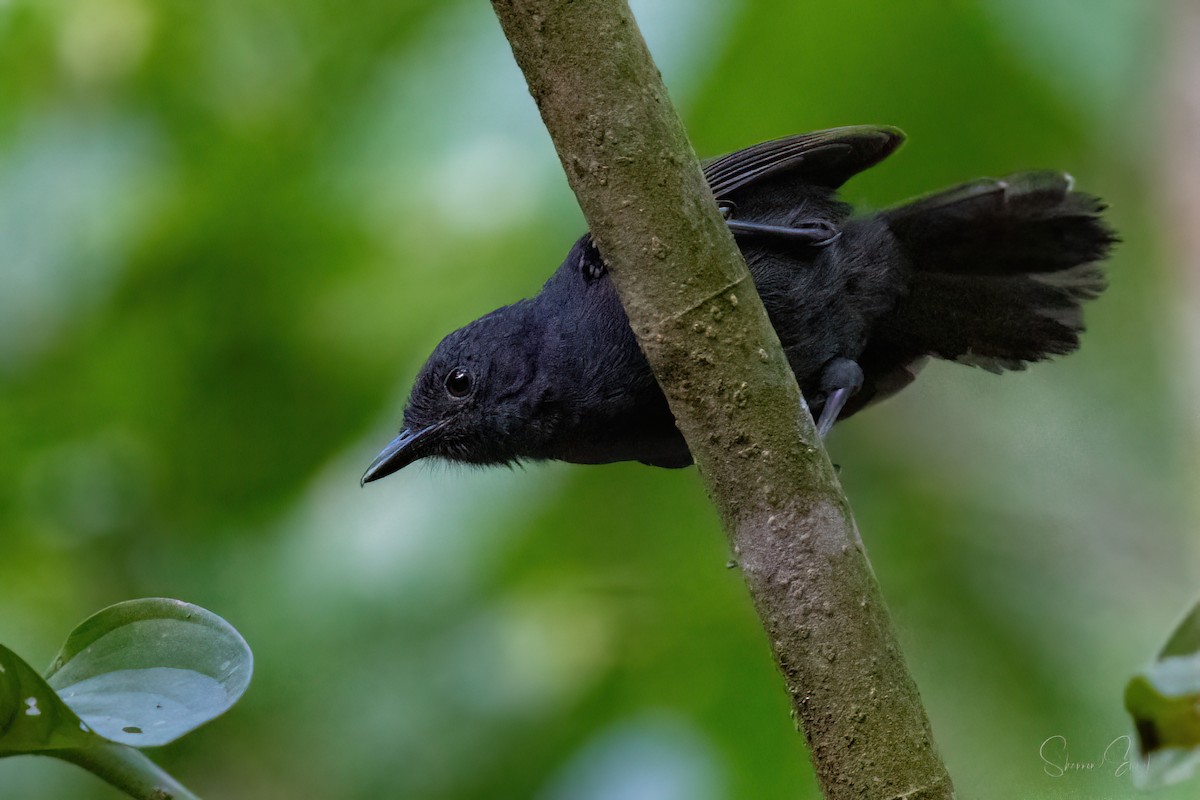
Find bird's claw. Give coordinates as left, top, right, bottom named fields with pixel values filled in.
left=724, top=214, right=841, bottom=247
left=813, top=357, right=864, bottom=438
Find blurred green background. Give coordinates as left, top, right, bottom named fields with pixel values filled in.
left=1, top=0, right=1197, bottom=798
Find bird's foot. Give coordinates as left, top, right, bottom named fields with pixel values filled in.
left=815, top=357, right=864, bottom=438
left=718, top=202, right=841, bottom=247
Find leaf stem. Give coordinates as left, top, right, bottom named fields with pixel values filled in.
left=54, top=742, right=201, bottom=800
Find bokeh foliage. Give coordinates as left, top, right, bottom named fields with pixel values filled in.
left=0, top=1, right=1196, bottom=798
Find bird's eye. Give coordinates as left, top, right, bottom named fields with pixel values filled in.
left=444, top=367, right=474, bottom=398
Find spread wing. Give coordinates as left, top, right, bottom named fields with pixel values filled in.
left=703, top=125, right=904, bottom=200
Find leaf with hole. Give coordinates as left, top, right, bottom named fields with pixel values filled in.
left=0, top=644, right=97, bottom=756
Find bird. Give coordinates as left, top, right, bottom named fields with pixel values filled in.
left=361, top=125, right=1115, bottom=485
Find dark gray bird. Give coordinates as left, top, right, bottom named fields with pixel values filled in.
left=362, top=125, right=1115, bottom=484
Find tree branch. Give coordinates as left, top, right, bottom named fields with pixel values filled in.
left=488, top=1, right=954, bottom=797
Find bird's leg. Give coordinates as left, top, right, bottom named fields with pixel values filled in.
left=814, top=357, right=863, bottom=438
left=718, top=202, right=841, bottom=247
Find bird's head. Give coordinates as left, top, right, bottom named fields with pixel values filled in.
left=361, top=302, right=552, bottom=484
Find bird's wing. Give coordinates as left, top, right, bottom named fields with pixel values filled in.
left=703, top=125, right=904, bottom=200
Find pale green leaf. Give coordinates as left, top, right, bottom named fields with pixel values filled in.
left=44, top=598, right=252, bottom=747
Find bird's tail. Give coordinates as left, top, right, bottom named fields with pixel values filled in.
left=879, top=171, right=1116, bottom=373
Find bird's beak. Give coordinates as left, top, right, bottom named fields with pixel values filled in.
left=360, top=423, right=444, bottom=486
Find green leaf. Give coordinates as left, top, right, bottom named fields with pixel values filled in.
left=1126, top=667, right=1200, bottom=750
left=44, top=598, right=253, bottom=747
left=1160, top=602, right=1200, bottom=659
left=1126, top=599, right=1200, bottom=788
left=0, top=644, right=96, bottom=755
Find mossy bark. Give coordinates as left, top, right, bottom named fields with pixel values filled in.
left=489, top=1, right=955, bottom=797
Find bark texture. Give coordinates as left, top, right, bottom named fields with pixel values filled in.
left=489, top=1, right=954, bottom=797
